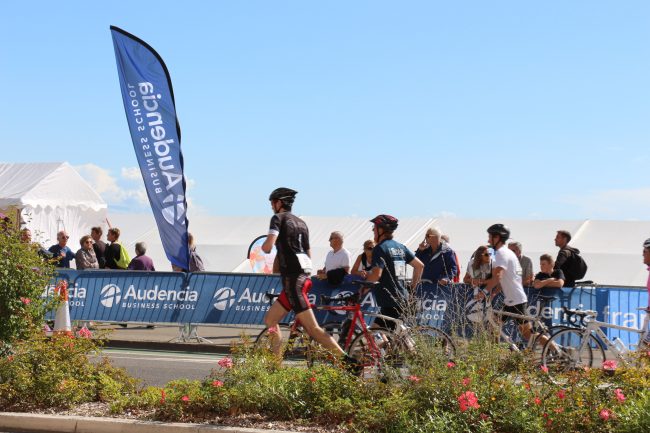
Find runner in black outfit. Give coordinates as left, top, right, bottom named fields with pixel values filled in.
left=261, top=188, right=348, bottom=361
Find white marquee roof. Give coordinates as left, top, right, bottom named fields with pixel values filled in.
left=0, top=162, right=106, bottom=211
left=107, top=213, right=650, bottom=287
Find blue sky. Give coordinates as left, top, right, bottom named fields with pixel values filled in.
left=1, top=1, right=649, bottom=220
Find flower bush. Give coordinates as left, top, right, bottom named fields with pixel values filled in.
left=2, top=309, right=650, bottom=432
left=0, top=330, right=136, bottom=410
left=0, top=221, right=56, bottom=354
left=100, top=337, right=649, bottom=432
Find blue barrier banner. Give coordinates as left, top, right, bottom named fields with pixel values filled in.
left=111, top=26, right=190, bottom=270
left=71, top=271, right=190, bottom=323
left=186, top=274, right=377, bottom=326
left=47, top=270, right=648, bottom=344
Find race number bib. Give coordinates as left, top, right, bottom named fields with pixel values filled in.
left=296, top=253, right=313, bottom=274
left=394, top=260, right=406, bottom=279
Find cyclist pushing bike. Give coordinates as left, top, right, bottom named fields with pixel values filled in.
left=363, top=214, right=424, bottom=329
left=478, top=224, right=548, bottom=347
left=261, top=188, right=355, bottom=365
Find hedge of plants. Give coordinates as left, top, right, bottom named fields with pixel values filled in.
left=1, top=332, right=649, bottom=433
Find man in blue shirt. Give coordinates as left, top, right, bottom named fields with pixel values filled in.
left=415, top=227, right=457, bottom=285
left=48, top=231, right=75, bottom=268
left=365, top=214, right=424, bottom=328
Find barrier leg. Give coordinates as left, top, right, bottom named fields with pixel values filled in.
left=169, top=323, right=214, bottom=344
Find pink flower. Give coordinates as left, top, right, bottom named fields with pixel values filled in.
left=160, top=389, right=166, bottom=403
left=20, top=297, right=31, bottom=305
left=614, top=388, right=625, bottom=403
left=599, top=408, right=611, bottom=421
left=218, top=357, right=234, bottom=369
left=77, top=327, right=92, bottom=339
left=267, top=327, right=277, bottom=334
left=462, top=377, right=471, bottom=387
left=534, top=397, right=542, bottom=406
left=447, top=361, right=456, bottom=368
left=212, top=380, right=223, bottom=387
left=309, top=376, right=316, bottom=382
left=181, top=395, right=190, bottom=402
left=408, top=375, right=421, bottom=383
left=602, top=360, right=617, bottom=371
left=556, top=389, right=566, bottom=400
left=540, top=365, right=549, bottom=373
left=479, top=413, right=489, bottom=421
left=457, top=391, right=480, bottom=412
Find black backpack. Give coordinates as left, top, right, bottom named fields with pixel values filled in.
left=567, top=248, right=588, bottom=280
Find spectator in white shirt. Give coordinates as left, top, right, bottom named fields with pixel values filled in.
left=317, top=231, right=351, bottom=284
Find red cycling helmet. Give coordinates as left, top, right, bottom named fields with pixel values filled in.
left=370, top=214, right=399, bottom=232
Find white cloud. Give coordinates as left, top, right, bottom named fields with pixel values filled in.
left=120, top=166, right=142, bottom=181
left=562, top=187, right=650, bottom=219
left=75, top=163, right=199, bottom=214
left=75, top=163, right=148, bottom=209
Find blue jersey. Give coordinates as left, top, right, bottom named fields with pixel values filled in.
left=371, top=239, right=415, bottom=309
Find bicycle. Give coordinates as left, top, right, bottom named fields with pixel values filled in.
left=255, top=280, right=455, bottom=377
left=461, top=289, right=560, bottom=360
left=541, top=306, right=650, bottom=373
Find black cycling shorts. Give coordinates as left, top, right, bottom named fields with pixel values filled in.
left=277, top=273, right=312, bottom=314
left=502, top=302, right=528, bottom=325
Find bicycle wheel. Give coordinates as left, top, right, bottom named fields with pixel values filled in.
left=254, top=324, right=312, bottom=363
left=411, top=326, right=456, bottom=359
left=348, top=328, right=400, bottom=378
left=541, top=328, right=605, bottom=373
left=529, top=325, right=573, bottom=361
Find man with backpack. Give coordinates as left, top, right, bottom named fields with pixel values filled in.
left=554, top=230, right=588, bottom=287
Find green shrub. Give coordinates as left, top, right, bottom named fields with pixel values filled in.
left=0, top=221, right=56, bottom=352
left=0, top=330, right=135, bottom=410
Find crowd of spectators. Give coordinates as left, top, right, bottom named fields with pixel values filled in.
left=313, top=226, right=588, bottom=290
left=19, top=225, right=203, bottom=273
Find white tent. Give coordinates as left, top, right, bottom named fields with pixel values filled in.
left=0, top=162, right=107, bottom=248
left=107, top=212, right=650, bottom=287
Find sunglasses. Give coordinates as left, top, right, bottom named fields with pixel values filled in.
left=482, top=253, right=490, bottom=257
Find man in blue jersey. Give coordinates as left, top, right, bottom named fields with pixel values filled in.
left=365, top=214, right=424, bottom=328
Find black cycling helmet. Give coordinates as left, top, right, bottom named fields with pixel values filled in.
left=268, top=187, right=297, bottom=206
left=487, top=223, right=510, bottom=242
left=370, top=214, right=399, bottom=232
left=643, top=238, right=650, bottom=249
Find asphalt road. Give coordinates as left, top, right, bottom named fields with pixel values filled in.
left=95, top=348, right=225, bottom=387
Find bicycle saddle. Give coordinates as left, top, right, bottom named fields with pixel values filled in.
left=321, top=292, right=360, bottom=304
left=351, top=280, right=380, bottom=288
left=265, top=292, right=280, bottom=301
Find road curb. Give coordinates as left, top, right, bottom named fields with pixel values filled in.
left=103, top=339, right=232, bottom=354
left=0, top=412, right=299, bottom=433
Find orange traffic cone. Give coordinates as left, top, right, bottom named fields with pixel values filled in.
left=53, top=280, right=72, bottom=336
